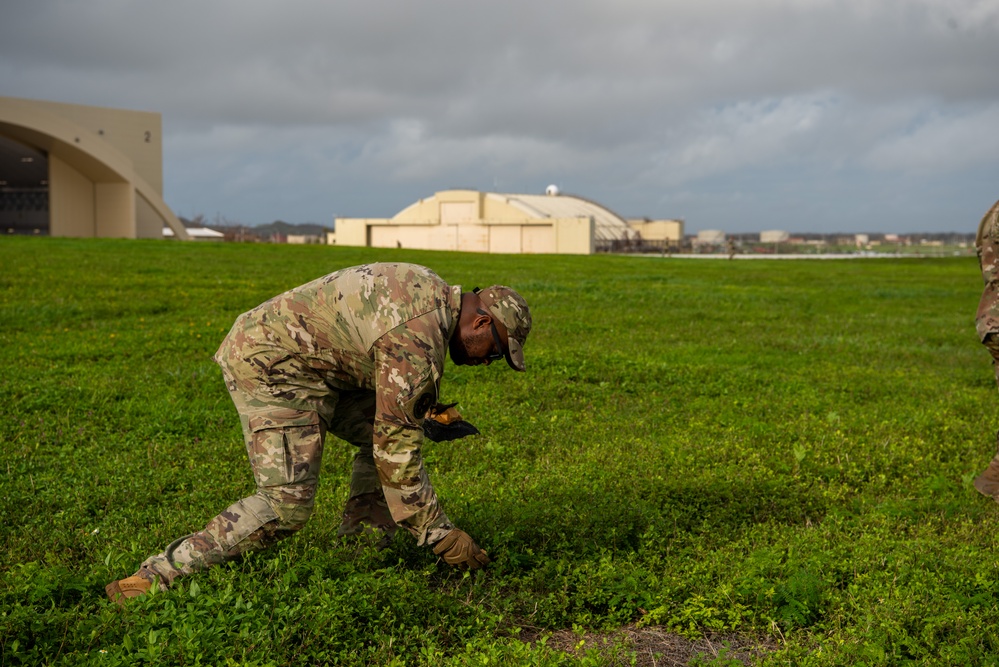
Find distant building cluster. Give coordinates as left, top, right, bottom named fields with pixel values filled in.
left=2, top=96, right=977, bottom=255
left=175, top=218, right=330, bottom=244
left=719, top=230, right=975, bottom=252
left=174, top=199, right=975, bottom=256
left=181, top=188, right=685, bottom=256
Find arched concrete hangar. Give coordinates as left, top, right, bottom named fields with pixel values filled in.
left=336, top=188, right=639, bottom=255
left=0, top=96, right=189, bottom=239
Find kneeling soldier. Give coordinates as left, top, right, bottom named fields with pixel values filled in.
left=106, top=263, right=531, bottom=603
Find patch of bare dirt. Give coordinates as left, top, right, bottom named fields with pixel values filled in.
left=520, top=625, right=778, bottom=666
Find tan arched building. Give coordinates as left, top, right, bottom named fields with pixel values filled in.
left=335, top=188, right=639, bottom=254
left=0, top=96, right=188, bottom=239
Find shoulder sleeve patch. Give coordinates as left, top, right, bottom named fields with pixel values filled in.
left=414, top=391, right=436, bottom=421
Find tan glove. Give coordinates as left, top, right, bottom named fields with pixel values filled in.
left=431, top=529, right=491, bottom=569
left=427, top=403, right=464, bottom=425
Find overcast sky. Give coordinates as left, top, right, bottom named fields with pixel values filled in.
left=3, top=0, right=999, bottom=233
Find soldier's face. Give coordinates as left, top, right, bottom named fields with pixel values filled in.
left=450, top=327, right=493, bottom=366
left=450, top=316, right=508, bottom=367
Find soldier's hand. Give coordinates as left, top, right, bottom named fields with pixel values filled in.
left=422, top=402, right=480, bottom=442
left=431, top=529, right=490, bottom=569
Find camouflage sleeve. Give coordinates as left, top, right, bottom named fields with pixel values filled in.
left=978, top=201, right=999, bottom=343
left=370, top=313, right=454, bottom=546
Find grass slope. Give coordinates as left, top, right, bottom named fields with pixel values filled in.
left=1, top=238, right=997, bottom=666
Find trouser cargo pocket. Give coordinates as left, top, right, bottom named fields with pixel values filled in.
left=244, top=408, right=324, bottom=525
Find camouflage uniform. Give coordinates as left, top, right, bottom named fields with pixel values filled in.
left=973, top=201, right=999, bottom=501
left=976, top=199, right=999, bottom=384
left=137, top=263, right=464, bottom=588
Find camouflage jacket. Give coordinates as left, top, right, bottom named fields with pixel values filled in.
left=216, top=263, right=462, bottom=542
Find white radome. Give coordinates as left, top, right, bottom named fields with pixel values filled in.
left=545, top=184, right=560, bottom=196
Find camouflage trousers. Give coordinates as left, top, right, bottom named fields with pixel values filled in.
left=137, top=359, right=384, bottom=590
left=976, top=200, right=999, bottom=389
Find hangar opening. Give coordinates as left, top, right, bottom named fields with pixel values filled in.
left=0, top=135, right=49, bottom=235
left=0, top=96, right=190, bottom=239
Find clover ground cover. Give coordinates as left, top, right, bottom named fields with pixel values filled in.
left=1, top=237, right=996, bottom=665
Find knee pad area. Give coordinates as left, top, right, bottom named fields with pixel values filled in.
left=257, top=486, right=315, bottom=532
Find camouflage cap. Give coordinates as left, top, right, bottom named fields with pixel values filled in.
left=475, top=285, right=532, bottom=372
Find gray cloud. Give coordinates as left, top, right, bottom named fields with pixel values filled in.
left=2, top=0, right=999, bottom=231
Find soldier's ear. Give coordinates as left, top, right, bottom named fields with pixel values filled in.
left=473, top=308, right=493, bottom=330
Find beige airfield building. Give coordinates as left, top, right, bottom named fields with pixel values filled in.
left=335, top=186, right=682, bottom=255
left=626, top=218, right=684, bottom=246
left=0, top=96, right=188, bottom=239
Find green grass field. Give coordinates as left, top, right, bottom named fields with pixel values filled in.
left=2, top=237, right=998, bottom=666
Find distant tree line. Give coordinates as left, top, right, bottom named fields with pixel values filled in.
left=180, top=216, right=332, bottom=243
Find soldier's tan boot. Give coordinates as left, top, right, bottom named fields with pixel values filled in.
left=974, top=456, right=999, bottom=501
left=337, top=491, right=397, bottom=550
left=105, top=575, right=152, bottom=605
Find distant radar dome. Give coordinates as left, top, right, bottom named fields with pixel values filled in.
left=545, top=184, right=560, bottom=196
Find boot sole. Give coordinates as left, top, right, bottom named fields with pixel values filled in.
left=105, top=577, right=151, bottom=604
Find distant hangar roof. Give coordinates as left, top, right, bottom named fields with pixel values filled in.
left=486, top=192, right=635, bottom=242
left=392, top=189, right=636, bottom=243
